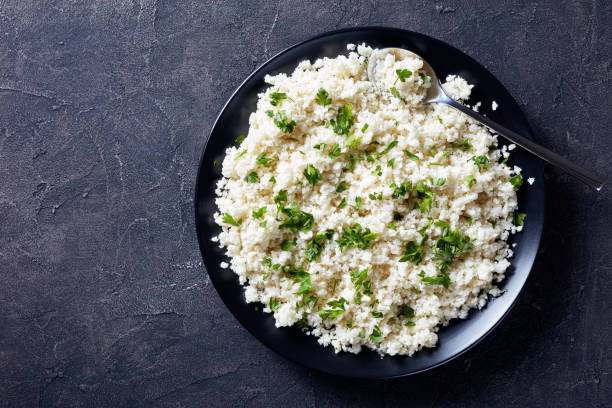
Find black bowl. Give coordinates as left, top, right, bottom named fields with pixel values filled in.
left=194, top=27, right=545, bottom=378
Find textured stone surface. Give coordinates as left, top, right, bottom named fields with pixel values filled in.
left=0, top=0, right=610, bottom=406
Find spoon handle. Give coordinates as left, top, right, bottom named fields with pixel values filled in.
left=444, top=99, right=605, bottom=191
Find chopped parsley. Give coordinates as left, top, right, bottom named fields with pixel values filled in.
left=428, top=147, right=437, bottom=157
left=387, top=158, right=395, bottom=168
left=457, top=139, right=473, bottom=151
left=336, top=181, right=347, bottom=193
left=342, top=155, right=359, bottom=172
left=418, top=72, right=429, bottom=83
left=368, top=192, right=383, bottom=200
left=338, top=197, right=347, bottom=209
left=328, top=144, right=342, bottom=158
left=331, top=104, right=354, bottom=135
left=377, top=140, right=398, bottom=157
left=235, top=134, right=245, bottom=144
left=429, top=177, right=446, bottom=186
left=399, top=305, right=415, bottom=319
left=512, top=211, right=526, bottom=227
left=361, top=123, right=369, bottom=133
left=350, top=268, right=372, bottom=305
left=464, top=175, right=476, bottom=189
left=315, top=88, right=332, bottom=106
left=303, top=164, right=322, bottom=186
left=350, top=197, right=362, bottom=210
left=405, top=150, right=420, bottom=160
left=318, top=297, right=348, bottom=319
left=259, top=221, right=267, bottom=227
left=314, top=143, right=327, bottom=151
left=344, top=132, right=362, bottom=149
left=418, top=270, right=451, bottom=289
left=373, top=165, right=382, bottom=176
left=405, top=321, right=416, bottom=327
left=336, top=223, right=378, bottom=251
left=471, top=155, right=490, bottom=172
left=391, top=181, right=411, bottom=199
left=222, top=213, right=243, bottom=227
left=462, top=215, right=473, bottom=226
left=252, top=206, right=267, bottom=219
left=390, top=86, right=406, bottom=103
left=269, top=176, right=276, bottom=183
left=415, top=182, right=434, bottom=213
left=280, top=238, right=296, bottom=251
left=244, top=171, right=259, bottom=183
left=438, top=116, right=443, bottom=124
left=213, top=160, right=219, bottom=166
left=433, top=222, right=473, bottom=273
left=235, top=149, right=248, bottom=160
left=269, top=298, right=280, bottom=311
left=369, top=326, right=383, bottom=343
left=304, top=229, right=334, bottom=261
left=371, top=310, right=384, bottom=318
left=395, top=68, right=412, bottom=83
left=399, top=235, right=427, bottom=265
left=256, top=152, right=276, bottom=167
left=271, top=110, right=297, bottom=133
left=510, top=174, right=523, bottom=190
left=278, top=205, right=315, bottom=233
left=269, top=92, right=287, bottom=106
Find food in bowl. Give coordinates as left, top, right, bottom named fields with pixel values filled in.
left=213, top=44, right=526, bottom=356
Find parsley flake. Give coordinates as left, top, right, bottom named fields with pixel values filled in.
left=244, top=171, right=259, bottom=183
left=303, top=164, right=322, bottom=186
left=331, top=104, right=354, bottom=135
left=315, top=88, right=332, bottom=106
left=336, top=223, right=378, bottom=251
left=510, top=174, right=523, bottom=190
left=269, top=92, right=287, bottom=106
left=222, top=213, right=242, bottom=227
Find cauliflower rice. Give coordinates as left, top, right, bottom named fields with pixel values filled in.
left=213, top=44, right=525, bottom=356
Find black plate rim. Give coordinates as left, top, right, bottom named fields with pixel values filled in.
left=194, top=26, right=546, bottom=379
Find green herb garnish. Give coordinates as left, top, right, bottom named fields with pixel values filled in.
left=405, top=150, right=420, bottom=160
left=512, top=211, right=526, bottom=227
left=328, top=144, right=341, bottom=158
left=510, top=174, right=523, bottom=190
left=337, top=223, right=378, bottom=251
left=303, top=164, right=322, bottom=186
left=471, top=155, right=490, bottom=172
left=369, top=326, right=383, bottom=343
left=270, top=92, right=287, bottom=106
left=235, top=134, right=245, bottom=144
left=222, top=213, right=242, bottom=227
left=271, top=110, right=297, bottom=133
left=252, top=206, right=267, bottom=219
left=336, top=181, right=347, bottom=193
left=433, top=223, right=473, bottom=273
left=256, top=152, right=275, bottom=168
left=395, top=69, right=412, bottom=83
left=304, top=229, right=334, bottom=261
left=315, top=88, right=332, bottom=106
left=464, top=175, right=476, bottom=189
left=278, top=205, right=314, bottom=233
left=244, top=171, right=259, bottom=183
left=318, top=297, right=348, bottom=319
left=269, top=298, right=280, bottom=311
left=391, top=181, right=411, bottom=199
left=390, top=86, right=406, bottom=103
left=331, top=104, right=354, bottom=135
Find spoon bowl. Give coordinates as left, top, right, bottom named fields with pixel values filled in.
left=367, top=47, right=604, bottom=191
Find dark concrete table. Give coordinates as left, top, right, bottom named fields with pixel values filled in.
left=1, top=1, right=610, bottom=406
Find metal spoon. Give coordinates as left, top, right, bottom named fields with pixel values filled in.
left=367, top=48, right=605, bottom=191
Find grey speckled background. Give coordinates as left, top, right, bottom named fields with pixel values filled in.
left=0, top=1, right=611, bottom=407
